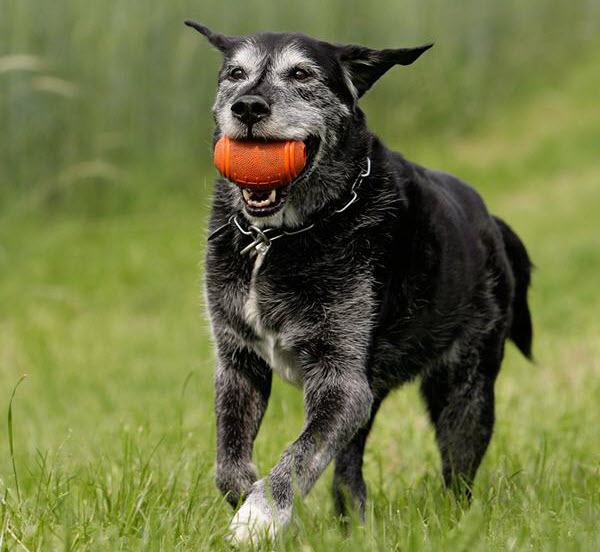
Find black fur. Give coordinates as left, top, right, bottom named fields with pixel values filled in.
left=186, top=22, right=533, bottom=543
left=494, top=216, right=534, bottom=359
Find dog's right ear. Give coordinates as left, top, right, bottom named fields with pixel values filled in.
left=184, top=20, right=238, bottom=53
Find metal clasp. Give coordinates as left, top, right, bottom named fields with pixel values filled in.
left=239, top=225, right=273, bottom=256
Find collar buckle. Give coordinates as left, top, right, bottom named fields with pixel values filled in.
left=234, top=220, right=274, bottom=256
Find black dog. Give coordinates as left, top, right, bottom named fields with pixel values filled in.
left=185, top=21, right=533, bottom=544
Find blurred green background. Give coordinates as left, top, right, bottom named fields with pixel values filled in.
left=1, top=1, right=599, bottom=550
left=2, top=0, right=599, bottom=200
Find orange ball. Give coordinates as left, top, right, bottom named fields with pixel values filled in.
left=214, top=136, right=306, bottom=189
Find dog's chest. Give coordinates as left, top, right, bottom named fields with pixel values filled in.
left=243, top=252, right=303, bottom=387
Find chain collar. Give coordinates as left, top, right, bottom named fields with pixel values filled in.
left=207, top=157, right=371, bottom=256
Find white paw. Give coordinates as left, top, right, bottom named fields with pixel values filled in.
left=228, top=483, right=288, bottom=546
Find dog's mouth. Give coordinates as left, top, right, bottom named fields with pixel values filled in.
left=241, top=186, right=290, bottom=216
left=239, top=135, right=320, bottom=217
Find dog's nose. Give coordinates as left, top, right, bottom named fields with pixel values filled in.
left=231, top=95, right=271, bottom=125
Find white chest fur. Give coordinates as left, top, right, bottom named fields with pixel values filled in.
left=243, top=252, right=303, bottom=388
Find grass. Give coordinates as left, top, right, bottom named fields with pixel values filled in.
left=1, top=12, right=600, bottom=552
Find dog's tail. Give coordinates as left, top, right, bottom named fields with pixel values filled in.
left=494, top=216, right=534, bottom=360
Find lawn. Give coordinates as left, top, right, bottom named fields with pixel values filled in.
left=1, top=34, right=599, bottom=552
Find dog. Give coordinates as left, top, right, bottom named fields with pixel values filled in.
left=185, top=20, right=533, bottom=545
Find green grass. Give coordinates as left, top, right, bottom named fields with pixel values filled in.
left=2, top=9, right=600, bottom=552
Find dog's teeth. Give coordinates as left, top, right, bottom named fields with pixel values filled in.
left=242, top=187, right=278, bottom=209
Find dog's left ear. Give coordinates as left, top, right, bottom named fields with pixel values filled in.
left=338, top=42, right=433, bottom=98
left=184, top=20, right=239, bottom=53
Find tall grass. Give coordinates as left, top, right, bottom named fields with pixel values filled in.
left=1, top=0, right=599, bottom=198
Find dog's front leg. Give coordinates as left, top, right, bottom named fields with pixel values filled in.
left=229, top=361, right=373, bottom=544
left=214, top=342, right=272, bottom=508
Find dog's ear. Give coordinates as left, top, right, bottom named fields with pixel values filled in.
left=338, top=42, right=433, bottom=98
left=184, top=20, right=239, bottom=53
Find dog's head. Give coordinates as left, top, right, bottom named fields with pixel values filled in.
left=186, top=21, right=432, bottom=227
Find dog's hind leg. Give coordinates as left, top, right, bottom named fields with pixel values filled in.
left=332, top=394, right=385, bottom=523
left=420, top=336, right=504, bottom=496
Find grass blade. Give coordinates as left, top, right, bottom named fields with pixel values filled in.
left=7, top=375, right=27, bottom=504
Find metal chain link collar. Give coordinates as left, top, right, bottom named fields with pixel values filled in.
left=207, top=157, right=371, bottom=256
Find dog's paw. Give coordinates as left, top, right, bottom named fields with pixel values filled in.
left=227, top=482, right=288, bottom=546
left=228, top=499, right=275, bottom=546
left=216, top=461, right=258, bottom=508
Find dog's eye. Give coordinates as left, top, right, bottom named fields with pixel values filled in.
left=229, top=67, right=246, bottom=81
left=290, top=67, right=311, bottom=81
